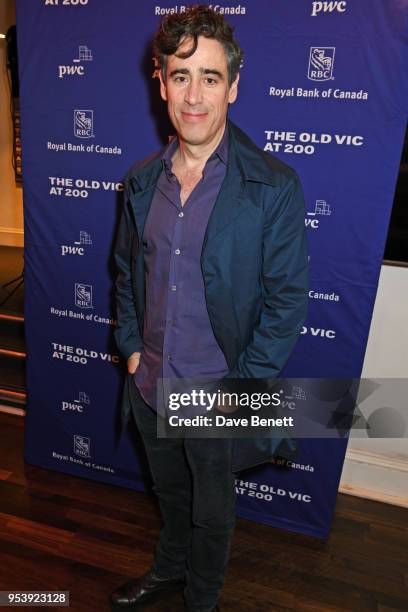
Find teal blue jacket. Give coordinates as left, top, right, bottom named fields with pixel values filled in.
left=114, top=120, right=308, bottom=471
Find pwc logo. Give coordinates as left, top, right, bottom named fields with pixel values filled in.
left=311, top=1, right=347, bottom=16
left=305, top=199, right=332, bottom=230
left=58, top=45, right=93, bottom=79
left=62, top=391, right=90, bottom=414
left=61, top=231, right=92, bottom=256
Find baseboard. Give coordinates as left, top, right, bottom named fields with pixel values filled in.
left=339, top=483, right=407, bottom=508
left=339, top=447, right=408, bottom=508
left=0, top=227, right=24, bottom=247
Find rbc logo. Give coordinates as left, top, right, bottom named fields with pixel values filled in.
left=74, top=435, right=90, bottom=458
left=74, top=109, right=94, bottom=138
left=308, top=47, right=335, bottom=81
left=75, top=283, right=93, bottom=308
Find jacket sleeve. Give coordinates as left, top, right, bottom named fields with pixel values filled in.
left=113, top=179, right=144, bottom=361
left=227, top=172, right=308, bottom=379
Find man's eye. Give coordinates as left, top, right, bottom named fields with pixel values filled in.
left=174, top=76, right=187, bottom=83
left=205, top=77, right=217, bottom=85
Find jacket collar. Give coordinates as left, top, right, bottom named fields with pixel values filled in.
left=128, top=119, right=277, bottom=194
left=127, top=119, right=279, bottom=247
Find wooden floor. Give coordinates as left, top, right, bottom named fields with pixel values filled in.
left=0, top=412, right=406, bottom=612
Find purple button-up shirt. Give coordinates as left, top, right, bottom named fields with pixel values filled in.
left=134, top=126, right=230, bottom=410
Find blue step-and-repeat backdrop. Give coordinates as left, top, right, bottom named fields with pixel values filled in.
left=17, top=1, right=407, bottom=538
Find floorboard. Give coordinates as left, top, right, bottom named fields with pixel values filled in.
left=0, top=412, right=407, bottom=611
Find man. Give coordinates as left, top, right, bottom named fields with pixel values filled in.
left=111, top=6, right=308, bottom=611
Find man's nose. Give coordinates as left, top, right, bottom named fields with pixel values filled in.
left=184, top=79, right=203, bottom=105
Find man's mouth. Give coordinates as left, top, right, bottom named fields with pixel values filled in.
left=180, top=111, right=208, bottom=122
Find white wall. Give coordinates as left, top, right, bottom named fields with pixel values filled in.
left=339, top=264, right=408, bottom=507
left=0, top=0, right=24, bottom=247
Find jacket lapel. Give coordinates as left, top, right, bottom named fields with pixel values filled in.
left=126, top=119, right=273, bottom=244
left=202, top=167, right=246, bottom=246
left=201, top=121, right=249, bottom=251
left=127, top=156, right=162, bottom=238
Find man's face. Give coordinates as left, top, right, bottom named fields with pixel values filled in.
left=159, top=35, right=239, bottom=147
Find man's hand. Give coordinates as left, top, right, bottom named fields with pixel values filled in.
left=127, top=351, right=141, bottom=374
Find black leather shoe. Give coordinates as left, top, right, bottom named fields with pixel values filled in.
left=110, top=568, right=185, bottom=609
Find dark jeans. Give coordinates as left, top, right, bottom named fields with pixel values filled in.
left=129, top=377, right=236, bottom=611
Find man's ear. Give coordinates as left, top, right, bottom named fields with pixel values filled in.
left=228, top=72, right=240, bottom=104
left=159, top=69, right=167, bottom=102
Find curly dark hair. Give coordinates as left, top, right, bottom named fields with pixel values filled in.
left=153, top=5, right=243, bottom=86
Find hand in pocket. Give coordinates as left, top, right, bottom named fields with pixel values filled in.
left=127, top=351, right=141, bottom=374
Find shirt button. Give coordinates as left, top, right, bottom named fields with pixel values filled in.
left=175, top=248, right=180, bottom=255
left=167, top=355, right=172, bottom=362
left=171, top=284, right=177, bottom=291
left=178, top=212, right=184, bottom=218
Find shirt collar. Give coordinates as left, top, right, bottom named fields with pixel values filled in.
left=161, top=123, right=229, bottom=180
